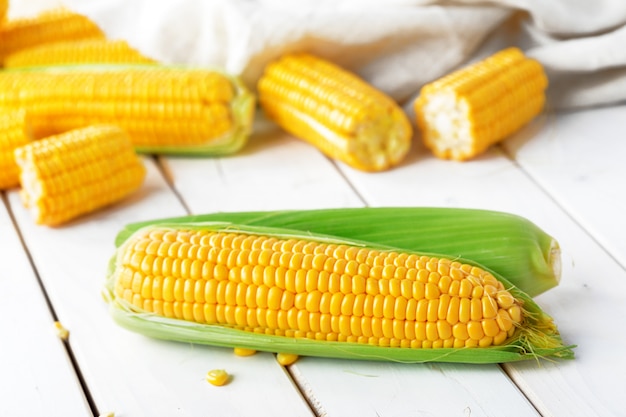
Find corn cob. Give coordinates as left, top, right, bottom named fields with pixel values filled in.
left=0, top=65, right=255, bottom=155
left=0, top=109, right=31, bottom=189
left=105, top=222, right=573, bottom=363
left=414, top=47, right=547, bottom=161
left=14, top=125, right=146, bottom=226
left=0, top=8, right=104, bottom=63
left=4, top=38, right=156, bottom=68
left=118, top=207, right=561, bottom=297
left=258, top=53, right=412, bottom=172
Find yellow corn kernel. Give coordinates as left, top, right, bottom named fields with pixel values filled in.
left=54, top=321, right=69, bottom=340
left=276, top=352, right=299, bottom=366
left=112, top=229, right=527, bottom=350
left=414, top=47, right=547, bottom=161
left=14, top=125, right=146, bottom=226
left=0, top=8, right=104, bottom=63
left=0, top=109, right=31, bottom=190
left=0, top=67, right=241, bottom=150
left=206, top=369, right=230, bottom=386
left=4, top=38, right=155, bottom=68
left=257, top=53, right=412, bottom=172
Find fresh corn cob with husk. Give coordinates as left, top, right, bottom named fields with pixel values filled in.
left=0, top=109, right=31, bottom=189
left=258, top=53, right=412, bottom=172
left=414, top=47, right=547, bottom=161
left=14, top=125, right=146, bottom=226
left=0, top=8, right=104, bottom=63
left=0, top=65, right=255, bottom=154
left=105, top=221, right=573, bottom=363
left=118, top=207, right=561, bottom=297
left=3, top=38, right=155, bottom=68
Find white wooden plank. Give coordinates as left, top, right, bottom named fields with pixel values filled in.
left=291, top=358, right=539, bottom=417
left=167, top=132, right=542, bottom=416
left=0, top=196, right=92, bottom=417
left=338, top=111, right=626, bottom=417
left=161, top=129, right=363, bottom=213
left=8, top=158, right=314, bottom=417
left=503, top=104, right=626, bottom=269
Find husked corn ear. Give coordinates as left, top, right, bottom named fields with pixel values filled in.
left=258, top=53, right=412, bottom=172
left=414, top=47, right=547, bottom=161
left=14, top=125, right=146, bottom=226
left=0, top=109, right=31, bottom=189
left=4, top=39, right=156, bottom=68
left=0, top=66, right=255, bottom=154
left=0, top=8, right=104, bottom=63
left=111, top=228, right=525, bottom=349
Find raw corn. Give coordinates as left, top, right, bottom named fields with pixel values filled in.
left=0, top=65, right=255, bottom=155
left=1, top=0, right=7, bottom=22
left=206, top=369, right=230, bottom=386
left=414, top=47, right=548, bottom=161
left=0, top=8, right=104, bottom=63
left=117, top=207, right=561, bottom=297
left=276, top=353, right=299, bottom=366
left=104, top=222, right=573, bottom=364
left=14, top=125, right=146, bottom=226
left=0, top=109, right=31, bottom=189
left=3, top=38, right=155, bottom=68
left=258, top=53, right=412, bottom=172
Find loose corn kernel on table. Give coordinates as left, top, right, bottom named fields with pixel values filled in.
left=2, top=103, right=625, bottom=417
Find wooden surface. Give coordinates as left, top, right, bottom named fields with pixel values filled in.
left=2, top=103, right=625, bottom=417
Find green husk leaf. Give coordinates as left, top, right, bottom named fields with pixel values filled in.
left=115, top=207, right=560, bottom=297
left=1, top=63, right=256, bottom=156
left=104, top=221, right=575, bottom=364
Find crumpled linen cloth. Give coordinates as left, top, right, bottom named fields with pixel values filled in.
left=23, top=0, right=626, bottom=110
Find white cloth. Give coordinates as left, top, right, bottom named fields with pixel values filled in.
left=19, top=0, right=626, bottom=110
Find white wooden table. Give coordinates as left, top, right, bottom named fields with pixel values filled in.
left=2, top=102, right=625, bottom=417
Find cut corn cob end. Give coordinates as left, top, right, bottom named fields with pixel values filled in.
left=414, top=47, right=548, bottom=161
left=0, top=109, right=32, bottom=190
left=104, top=223, right=573, bottom=363
left=258, top=53, right=412, bottom=172
left=14, top=125, right=146, bottom=226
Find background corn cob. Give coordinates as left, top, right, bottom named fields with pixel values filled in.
left=105, top=222, right=573, bottom=364
left=258, top=53, right=412, bottom=172
left=414, top=47, right=548, bottom=161
left=14, top=125, right=146, bottom=226
left=0, top=109, right=31, bottom=189
left=3, top=38, right=156, bottom=68
left=0, top=65, right=255, bottom=155
left=117, top=208, right=561, bottom=297
left=0, top=8, right=105, bottom=63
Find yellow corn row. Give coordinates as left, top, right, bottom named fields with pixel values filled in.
left=0, top=109, right=31, bottom=189
left=0, top=66, right=253, bottom=153
left=414, top=47, right=548, bottom=161
left=258, top=53, right=412, bottom=172
left=14, top=125, right=146, bottom=226
left=112, top=227, right=524, bottom=349
left=1, top=0, right=7, bottom=22
left=3, top=38, right=155, bottom=68
left=0, top=8, right=104, bottom=63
